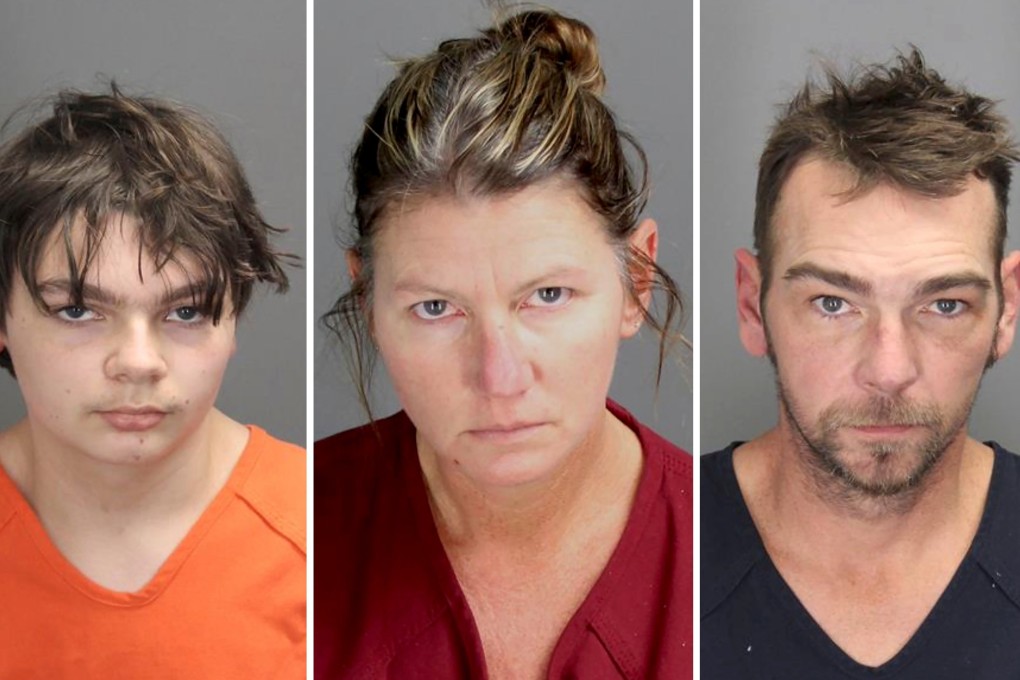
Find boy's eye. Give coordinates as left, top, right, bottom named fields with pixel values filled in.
left=167, top=306, right=205, bottom=323
left=55, top=305, right=98, bottom=322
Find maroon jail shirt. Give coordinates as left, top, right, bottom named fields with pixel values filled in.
left=314, top=401, right=692, bottom=679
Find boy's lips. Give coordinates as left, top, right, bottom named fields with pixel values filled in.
left=97, top=406, right=169, bottom=432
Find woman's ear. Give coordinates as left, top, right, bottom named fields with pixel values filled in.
left=620, top=218, right=658, bottom=338
left=346, top=249, right=362, bottom=282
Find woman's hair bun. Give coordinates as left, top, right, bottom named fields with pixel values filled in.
left=490, top=9, right=606, bottom=95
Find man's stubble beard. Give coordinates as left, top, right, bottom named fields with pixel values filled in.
left=765, top=323, right=998, bottom=514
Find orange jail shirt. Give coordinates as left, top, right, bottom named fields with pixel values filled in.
left=0, top=426, right=306, bottom=679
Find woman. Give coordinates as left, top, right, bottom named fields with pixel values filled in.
left=315, top=8, right=692, bottom=679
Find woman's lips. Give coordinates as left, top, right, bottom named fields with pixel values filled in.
left=468, top=422, right=548, bottom=442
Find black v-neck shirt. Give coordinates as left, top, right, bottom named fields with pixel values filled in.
left=701, top=443, right=1020, bottom=679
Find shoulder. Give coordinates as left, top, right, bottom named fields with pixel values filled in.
left=700, top=443, right=741, bottom=513
left=700, top=443, right=768, bottom=617
left=233, top=426, right=306, bottom=553
left=314, top=411, right=414, bottom=497
left=607, top=399, right=691, bottom=482
left=990, top=442, right=1020, bottom=483
left=975, top=443, right=1020, bottom=581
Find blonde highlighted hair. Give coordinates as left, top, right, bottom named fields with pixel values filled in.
left=324, top=7, right=685, bottom=415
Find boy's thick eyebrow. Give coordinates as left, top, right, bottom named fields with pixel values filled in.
left=782, top=263, right=872, bottom=296
left=37, top=279, right=208, bottom=306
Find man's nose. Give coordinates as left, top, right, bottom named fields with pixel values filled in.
left=854, top=314, right=921, bottom=396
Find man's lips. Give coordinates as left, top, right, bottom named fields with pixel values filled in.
left=97, top=407, right=169, bottom=432
left=850, top=424, right=918, bottom=435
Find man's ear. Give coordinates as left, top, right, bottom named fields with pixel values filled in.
left=994, top=250, right=1020, bottom=360
left=735, top=248, right=769, bottom=357
left=620, top=219, right=658, bottom=339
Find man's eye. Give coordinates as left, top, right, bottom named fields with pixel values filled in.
left=812, top=295, right=850, bottom=316
left=526, top=287, right=572, bottom=307
left=55, top=305, right=98, bottom=322
left=411, top=299, right=455, bottom=320
left=167, top=306, right=205, bottom=323
left=926, top=299, right=967, bottom=317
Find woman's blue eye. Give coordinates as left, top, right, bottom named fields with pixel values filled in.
left=411, top=299, right=454, bottom=320
left=537, top=287, right=562, bottom=303
left=528, top=287, right=572, bottom=308
left=422, top=300, right=446, bottom=316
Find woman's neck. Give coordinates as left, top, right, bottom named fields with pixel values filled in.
left=419, top=407, right=644, bottom=550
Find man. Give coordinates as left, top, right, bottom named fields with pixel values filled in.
left=0, top=88, right=305, bottom=677
left=702, top=49, right=1020, bottom=678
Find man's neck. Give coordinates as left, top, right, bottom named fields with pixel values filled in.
left=734, top=425, right=993, bottom=572
left=733, top=425, right=995, bottom=666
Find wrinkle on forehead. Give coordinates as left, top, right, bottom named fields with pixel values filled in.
left=773, top=159, right=1000, bottom=288
left=372, top=180, right=613, bottom=300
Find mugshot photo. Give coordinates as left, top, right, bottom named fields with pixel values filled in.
left=701, top=0, right=1020, bottom=677
left=313, top=0, right=693, bottom=677
left=0, top=0, right=306, bottom=677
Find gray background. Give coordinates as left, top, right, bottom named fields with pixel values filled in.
left=702, top=0, right=1020, bottom=453
left=0, top=0, right=305, bottom=445
left=314, top=0, right=693, bottom=449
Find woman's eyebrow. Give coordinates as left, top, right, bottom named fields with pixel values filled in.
left=392, top=276, right=459, bottom=299
left=511, top=265, right=589, bottom=296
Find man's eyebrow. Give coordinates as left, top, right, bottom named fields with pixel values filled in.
left=914, top=273, right=992, bottom=298
left=782, top=263, right=872, bottom=296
